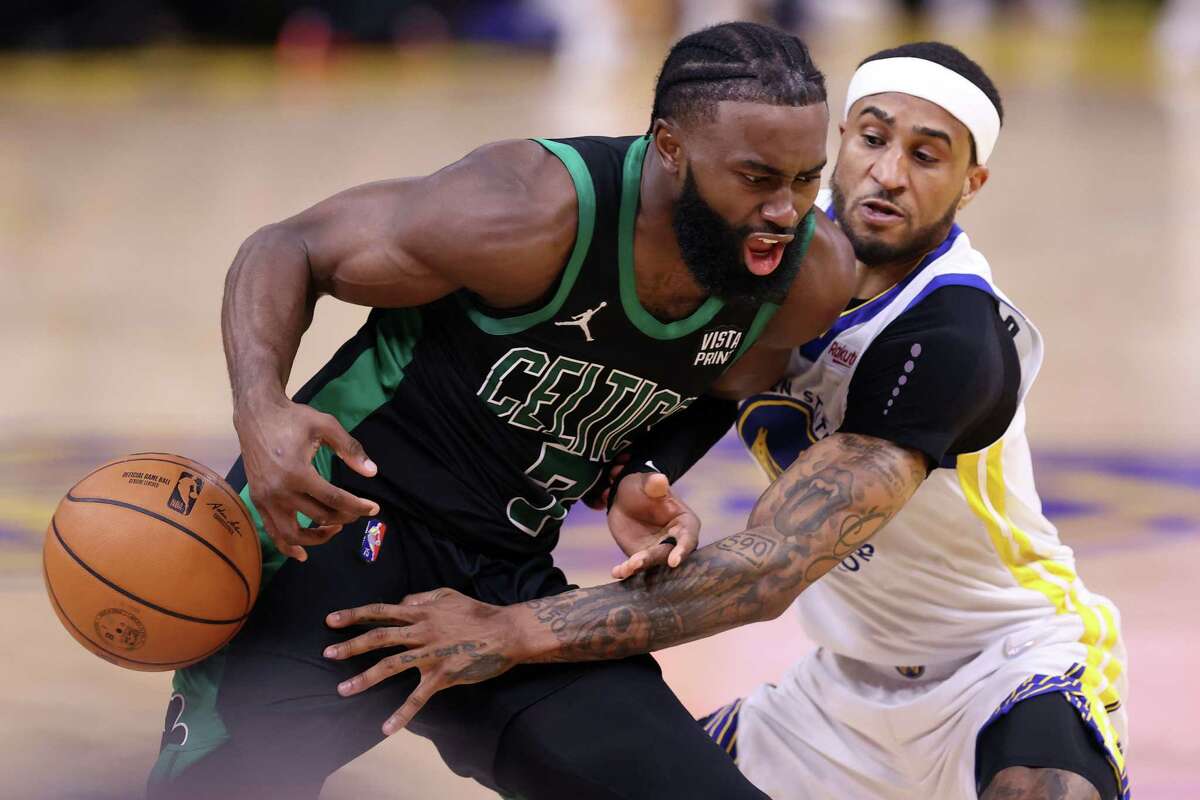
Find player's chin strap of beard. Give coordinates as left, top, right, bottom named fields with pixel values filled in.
left=845, top=57, right=1001, bottom=165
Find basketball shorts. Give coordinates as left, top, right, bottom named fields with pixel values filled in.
left=703, top=614, right=1129, bottom=799
left=145, top=463, right=766, bottom=800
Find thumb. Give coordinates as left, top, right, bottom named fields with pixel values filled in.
left=319, top=413, right=378, bottom=478
left=641, top=472, right=670, bottom=500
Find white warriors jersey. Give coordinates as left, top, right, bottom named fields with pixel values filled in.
left=738, top=193, right=1125, bottom=712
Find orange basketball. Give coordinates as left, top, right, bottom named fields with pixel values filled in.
left=43, top=453, right=261, bottom=672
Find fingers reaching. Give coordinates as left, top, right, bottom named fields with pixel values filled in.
left=318, top=413, right=378, bottom=479
left=325, top=602, right=423, bottom=629
left=382, top=679, right=436, bottom=735
left=611, top=527, right=682, bottom=580
left=336, top=648, right=428, bottom=697
left=323, top=622, right=427, bottom=661
left=667, top=528, right=698, bottom=567
left=294, top=471, right=379, bottom=520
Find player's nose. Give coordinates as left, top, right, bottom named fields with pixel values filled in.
left=760, top=187, right=800, bottom=230
left=867, top=146, right=907, bottom=192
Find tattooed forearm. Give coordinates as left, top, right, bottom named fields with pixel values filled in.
left=714, top=532, right=779, bottom=568
left=515, top=433, right=927, bottom=664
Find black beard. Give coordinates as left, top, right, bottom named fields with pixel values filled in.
left=831, top=173, right=959, bottom=268
left=671, top=170, right=804, bottom=307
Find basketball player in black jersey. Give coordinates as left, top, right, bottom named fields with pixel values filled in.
left=146, top=22, right=856, bottom=800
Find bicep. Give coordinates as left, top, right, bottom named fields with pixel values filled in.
left=280, top=140, right=575, bottom=309
left=748, top=432, right=926, bottom=545
left=279, top=178, right=457, bottom=308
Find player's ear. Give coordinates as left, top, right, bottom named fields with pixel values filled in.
left=957, top=164, right=989, bottom=212
left=651, top=120, right=685, bottom=178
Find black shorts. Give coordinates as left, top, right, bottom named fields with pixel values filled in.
left=146, top=471, right=765, bottom=800
left=976, top=691, right=1120, bottom=799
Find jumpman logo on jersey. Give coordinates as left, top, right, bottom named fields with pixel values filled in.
left=554, top=301, right=607, bottom=342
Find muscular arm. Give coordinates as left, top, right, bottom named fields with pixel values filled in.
left=514, top=432, right=927, bottom=662
left=222, top=140, right=577, bottom=558
left=224, top=139, right=576, bottom=411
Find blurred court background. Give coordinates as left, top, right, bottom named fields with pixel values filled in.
left=2, top=0, right=1198, bottom=797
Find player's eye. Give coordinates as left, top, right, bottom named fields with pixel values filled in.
left=914, top=150, right=938, bottom=164
left=862, top=134, right=885, bottom=147
left=741, top=173, right=767, bottom=185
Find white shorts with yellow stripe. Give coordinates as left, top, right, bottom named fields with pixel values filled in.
left=716, top=613, right=1129, bottom=799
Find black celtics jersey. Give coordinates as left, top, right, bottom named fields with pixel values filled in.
left=288, top=135, right=815, bottom=556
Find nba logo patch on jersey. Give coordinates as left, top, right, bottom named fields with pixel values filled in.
left=359, top=520, right=387, bottom=563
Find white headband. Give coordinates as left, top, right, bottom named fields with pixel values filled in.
left=844, top=56, right=1001, bottom=164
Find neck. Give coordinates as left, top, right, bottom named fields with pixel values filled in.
left=854, top=253, right=924, bottom=299
left=852, top=221, right=955, bottom=299
left=633, top=144, right=709, bottom=320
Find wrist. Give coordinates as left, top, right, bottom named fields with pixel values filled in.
left=232, top=384, right=289, bottom=424
left=506, top=603, right=559, bottom=664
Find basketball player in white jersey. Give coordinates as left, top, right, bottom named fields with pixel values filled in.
left=697, top=42, right=1129, bottom=800
left=317, top=41, right=1127, bottom=800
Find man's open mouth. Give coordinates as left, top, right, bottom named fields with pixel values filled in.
left=744, top=231, right=796, bottom=276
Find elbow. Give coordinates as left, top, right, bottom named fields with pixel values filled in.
left=757, top=595, right=792, bottom=623
left=229, top=223, right=315, bottom=287
left=240, top=222, right=306, bottom=263
left=747, top=503, right=774, bottom=530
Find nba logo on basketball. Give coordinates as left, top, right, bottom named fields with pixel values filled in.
left=359, top=520, right=387, bottom=563
left=167, top=472, right=204, bottom=515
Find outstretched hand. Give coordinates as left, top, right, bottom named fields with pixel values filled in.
left=607, top=471, right=700, bottom=580
left=325, top=589, right=519, bottom=735
left=235, top=395, right=380, bottom=561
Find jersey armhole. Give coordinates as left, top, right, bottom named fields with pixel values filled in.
left=459, top=138, right=597, bottom=335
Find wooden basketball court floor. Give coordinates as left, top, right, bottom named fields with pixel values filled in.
left=1, top=22, right=1197, bottom=799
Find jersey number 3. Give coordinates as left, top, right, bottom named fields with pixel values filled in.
left=508, top=442, right=603, bottom=537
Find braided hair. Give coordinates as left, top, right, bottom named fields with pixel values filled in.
left=650, top=22, right=826, bottom=133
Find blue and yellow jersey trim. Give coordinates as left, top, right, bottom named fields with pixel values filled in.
left=700, top=698, right=743, bottom=763
left=959, top=442, right=1128, bottom=796
left=983, top=664, right=1130, bottom=799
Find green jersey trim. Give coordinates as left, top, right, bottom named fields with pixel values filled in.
left=462, top=137, right=597, bottom=336
left=793, top=206, right=818, bottom=271
left=618, top=135, right=725, bottom=340
left=150, top=309, right=423, bottom=786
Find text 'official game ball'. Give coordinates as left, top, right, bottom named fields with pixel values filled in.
left=43, top=453, right=261, bottom=671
